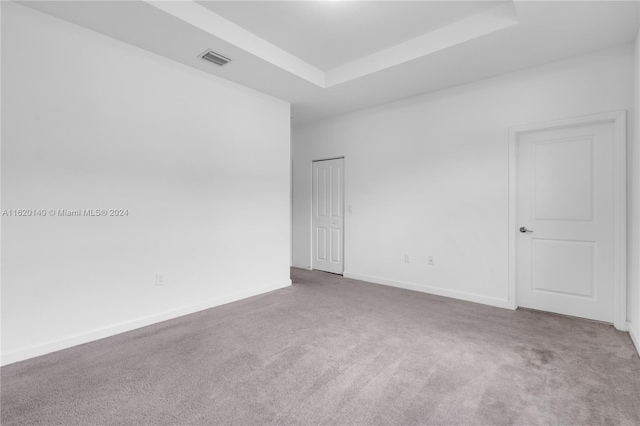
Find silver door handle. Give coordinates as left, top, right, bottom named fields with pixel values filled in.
left=519, top=227, right=533, bottom=233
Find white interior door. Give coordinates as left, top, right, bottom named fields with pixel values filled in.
left=516, top=121, right=616, bottom=322
left=312, top=158, right=344, bottom=274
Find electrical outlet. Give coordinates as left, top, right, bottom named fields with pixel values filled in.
left=404, top=254, right=411, bottom=263
left=156, top=274, right=165, bottom=286
left=428, top=256, right=434, bottom=266
left=348, top=205, right=354, bottom=213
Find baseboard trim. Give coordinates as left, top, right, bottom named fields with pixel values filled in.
left=1, top=280, right=291, bottom=367
left=628, top=321, right=640, bottom=357
left=291, top=263, right=311, bottom=270
left=343, top=271, right=511, bottom=310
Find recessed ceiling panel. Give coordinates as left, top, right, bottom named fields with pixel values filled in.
left=18, top=0, right=640, bottom=125
left=197, top=0, right=507, bottom=70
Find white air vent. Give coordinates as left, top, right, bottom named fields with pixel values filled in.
left=200, top=50, right=231, bottom=67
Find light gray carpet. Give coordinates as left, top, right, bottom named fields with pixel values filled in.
left=2, top=268, right=640, bottom=425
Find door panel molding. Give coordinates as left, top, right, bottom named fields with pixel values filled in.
left=508, top=111, right=627, bottom=330
left=311, top=157, right=345, bottom=274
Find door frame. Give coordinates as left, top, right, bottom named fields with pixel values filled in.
left=310, top=157, right=345, bottom=273
left=508, top=111, right=627, bottom=330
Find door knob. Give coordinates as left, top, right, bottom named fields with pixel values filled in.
left=519, top=227, right=533, bottom=233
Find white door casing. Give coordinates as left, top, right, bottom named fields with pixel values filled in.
left=509, top=111, right=626, bottom=330
left=312, top=158, right=344, bottom=274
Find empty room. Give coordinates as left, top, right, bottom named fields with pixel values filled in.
left=2, top=0, right=640, bottom=424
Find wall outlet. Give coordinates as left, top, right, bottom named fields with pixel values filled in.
left=348, top=205, right=354, bottom=213
left=404, top=254, right=411, bottom=263
left=428, top=256, right=435, bottom=266
left=156, top=274, right=165, bottom=286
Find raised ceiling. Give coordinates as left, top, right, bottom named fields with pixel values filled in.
left=18, top=1, right=640, bottom=126
left=197, top=1, right=506, bottom=70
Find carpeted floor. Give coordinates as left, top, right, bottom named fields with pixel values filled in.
left=2, top=268, right=640, bottom=425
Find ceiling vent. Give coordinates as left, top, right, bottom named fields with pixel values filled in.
left=200, top=50, right=231, bottom=67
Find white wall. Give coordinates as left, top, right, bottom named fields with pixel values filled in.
left=628, top=24, right=640, bottom=353
left=293, top=44, right=634, bottom=309
left=1, top=3, right=291, bottom=365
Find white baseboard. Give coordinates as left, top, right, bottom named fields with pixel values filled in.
left=291, top=263, right=312, bottom=270
left=1, top=280, right=291, bottom=367
left=628, top=321, right=640, bottom=357
left=343, top=271, right=512, bottom=310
